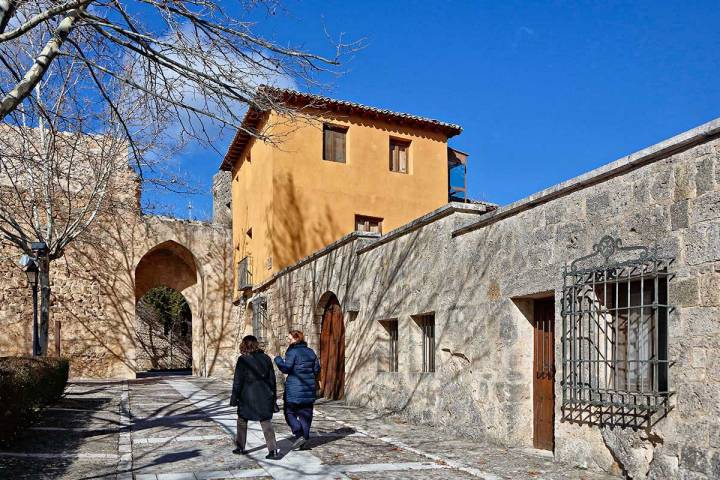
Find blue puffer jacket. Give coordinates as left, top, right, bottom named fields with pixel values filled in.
left=274, top=341, right=320, bottom=405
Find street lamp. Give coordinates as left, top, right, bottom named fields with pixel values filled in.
left=20, top=253, right=40, bottom=356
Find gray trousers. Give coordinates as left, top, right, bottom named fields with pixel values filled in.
left=236, top=418, right=277, bottom=452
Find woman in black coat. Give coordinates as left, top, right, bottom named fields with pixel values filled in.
left=230, top=335, right=280, bottom=459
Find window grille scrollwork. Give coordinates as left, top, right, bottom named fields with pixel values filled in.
left=561, top=235, right=674, bottom=423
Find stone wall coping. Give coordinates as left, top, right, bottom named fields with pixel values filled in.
left=354, top=201, right=494, bottom=255
left=143, top=214, right=231, bottom=231
left=452, top=117, right=720, bottom=237
left=253, top=231, right=381, bottom=291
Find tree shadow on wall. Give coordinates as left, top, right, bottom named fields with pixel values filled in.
left=265, top=208, right=543, bottom=440
left=263, top=171, right=346, bottom=354
left=52, top=211, right=237, bottom=379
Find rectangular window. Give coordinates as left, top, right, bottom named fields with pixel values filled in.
left=594, top=278, right=669, bottom=394
left=561, top=236, right=673, bottom=416
left=389, top=139, right=410, bottom=173
left=387, top=320, right=399, bottom=372
left=323, top=124, right=347, bottom=163
left=417, top=314, right=435, bottom=372
left=355, top=215, right=383, bottom=234
left=252, top=297, right=267, bottom=342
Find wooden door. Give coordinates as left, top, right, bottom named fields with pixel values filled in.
left=319, top=297, right=345, bottom=400
left=533, top=298, right=555, bottom=451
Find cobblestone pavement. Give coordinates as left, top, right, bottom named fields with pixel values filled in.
left=0, top=376, right=619, bottom=479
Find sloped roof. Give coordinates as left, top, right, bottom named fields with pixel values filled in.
left=219, top=86, right=463, bottom=171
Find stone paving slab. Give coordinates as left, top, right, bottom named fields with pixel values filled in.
left=130, top=419, right=229, bottom=439
left=347, top=469, right=476, bottom=480
left=0, top=376, right=621, bottom=479
left=0, top=456, right=119, bottom=480
left=4, top=431, right=119, bottom=454
left=310, top=436, right=428, bottom=465
left=131, top=439, right=258, bottom=475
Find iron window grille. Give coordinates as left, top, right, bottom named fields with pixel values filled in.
left=389, top=320, right=399, bottom=372
left=252, top=297, right=267, bottom=343
left=418, top=314, right=435, bottom=373
left=561, top=236, right=674, bottom=415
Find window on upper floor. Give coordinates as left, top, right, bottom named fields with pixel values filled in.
left=355, top=215, right=383, bottom=234
left=323, top=124, right=347, bottom=163
left=389, top=138, right=410, bottom=173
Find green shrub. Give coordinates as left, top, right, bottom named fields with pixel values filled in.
left=0, top=356, right=69, bottom=445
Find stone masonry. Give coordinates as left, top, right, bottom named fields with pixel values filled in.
left=0, top=161, right=243, bottom=379
left=246, top=118, right=720, bottom=479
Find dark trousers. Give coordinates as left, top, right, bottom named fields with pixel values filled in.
left=236, top=418, right=277, bottom=452
left=284, top=402, right=314, bottom=440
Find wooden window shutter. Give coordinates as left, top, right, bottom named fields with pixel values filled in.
left=398, top=145, right=408, bottom=173
left=389, top=139, right=409, bottom=173
left=324, top=125, right=346, bottom=162
left=323, top=127, right=333, bottom=161
left=334, top=130, right=345, bottom=162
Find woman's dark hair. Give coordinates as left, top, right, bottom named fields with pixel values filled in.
left=240, top=335, right=261, bottom=355
left=289, top=330, right=304, bottom=343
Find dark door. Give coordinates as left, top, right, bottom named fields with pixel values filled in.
left=319, top=297, right=345, bottom=400
left=533, top=298, right=555, bottom=451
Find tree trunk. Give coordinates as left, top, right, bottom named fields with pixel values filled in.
left=38, top=253, right=51, bottom=356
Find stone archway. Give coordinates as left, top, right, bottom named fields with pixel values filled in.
left=135, top=286, right=193, bottom=371
left=317, top=291, right=345, bottom=400
left=134, top=241, right=199, bottom=374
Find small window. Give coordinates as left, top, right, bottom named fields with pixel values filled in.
left=252, top=297, right=267, bottom=342
left=415, top=314, right=435, bottom=372
left=381, top=320, right=399, bottom=372
left=323, top=124, right=347, bottom=163
left=355, top=215, right=383, bottom=234
left=389, top=139, right=410, bottom=173
left=246, top=228, right=252, bottom=239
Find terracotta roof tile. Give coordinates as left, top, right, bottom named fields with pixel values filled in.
left=219, top=86, right=462, bottom=171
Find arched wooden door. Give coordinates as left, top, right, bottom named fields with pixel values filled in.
left=319, top=296, right=345, bottom=400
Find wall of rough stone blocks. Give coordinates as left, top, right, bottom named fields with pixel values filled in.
left=212, top=171, right=232, bottom=226
left=0, top=211, right=239, bottom=379
left=255, top=121, right=720, bottom=478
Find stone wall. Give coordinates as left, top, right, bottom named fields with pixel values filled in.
left=1, top=165, right=240, bottom=379
left=253, top=119, right=720, bottom=478
left=212, top=170, right=232, bottom=226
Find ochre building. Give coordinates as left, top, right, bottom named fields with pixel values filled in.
left=220, top=87, right=469, bottom=290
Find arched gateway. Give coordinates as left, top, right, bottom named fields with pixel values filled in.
left=317, top=292, right=345, bottom=400
left=134, top=240, right=199, bottom=374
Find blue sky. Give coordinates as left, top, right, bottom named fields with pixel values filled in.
left=154, top=0, right=720, bottom=219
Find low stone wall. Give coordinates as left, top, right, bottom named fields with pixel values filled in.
left=254, top=119, right=720, bottom=478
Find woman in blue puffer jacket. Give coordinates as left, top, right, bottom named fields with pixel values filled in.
left=274, top=330, right=320, bottom=450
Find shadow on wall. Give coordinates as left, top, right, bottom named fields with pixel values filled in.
left=264, top=171, right=345, bottom=355
left=45, top=212, right=236, bottom=378
left=271, top=171, right=347, bottom=273
left=267, top=214, right=541, bottom=441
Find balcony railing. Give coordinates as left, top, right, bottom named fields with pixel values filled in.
left=236, top=256, right=253, bottom=292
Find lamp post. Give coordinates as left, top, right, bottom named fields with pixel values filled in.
left=20, top=254, right=40, bottom=356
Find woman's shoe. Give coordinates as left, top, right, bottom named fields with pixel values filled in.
left=290, top=437, right=306, bottom=450
left=232, top=447, right=246, bottom=455
left=265, top=449, right=281, bottom=460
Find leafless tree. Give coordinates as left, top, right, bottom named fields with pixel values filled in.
left=0, top=0, right=359, bottom=355
left=0, top=45, right=141, bottom=354
left=0, top=0, right=359, bottom=159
